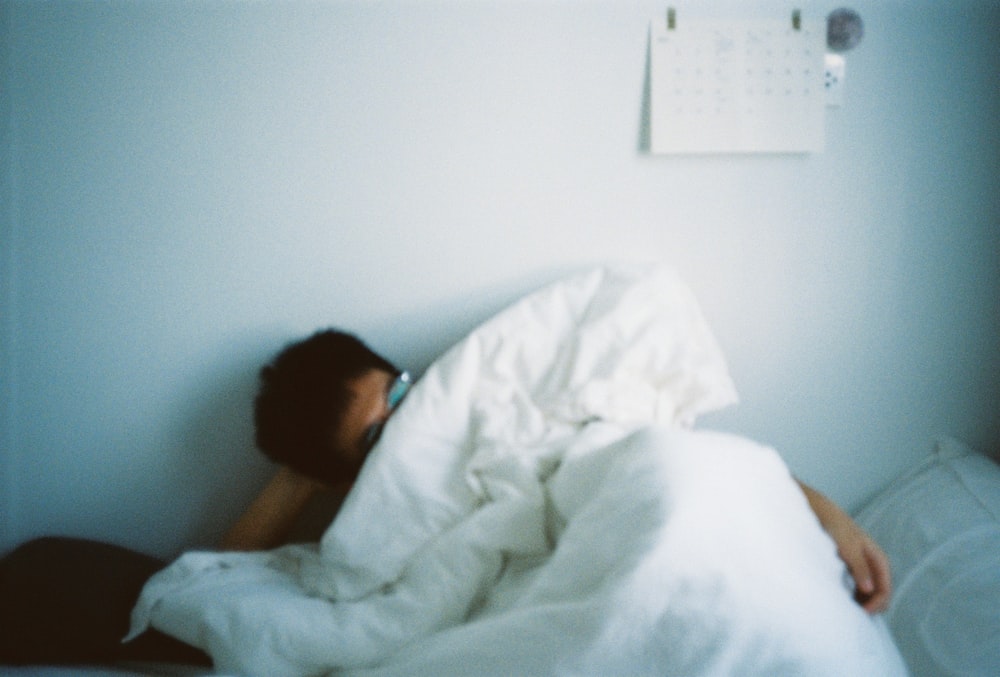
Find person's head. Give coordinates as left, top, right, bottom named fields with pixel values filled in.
left=253, top=329, right=405, bottom=487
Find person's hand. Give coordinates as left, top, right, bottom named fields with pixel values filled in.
left=796, top=480, right=892, bottom=614
left=828, top=519, right=893, bottom=614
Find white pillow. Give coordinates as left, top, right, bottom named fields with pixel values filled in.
left=317, top=264, right=737, bottom=600
left=855, top=438, right=1000, bottom=677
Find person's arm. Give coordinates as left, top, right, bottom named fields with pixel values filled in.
left=796, top=480, right=892, bottom=613
left=219, top=466, right=326, bottom=551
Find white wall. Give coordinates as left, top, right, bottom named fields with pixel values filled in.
left=2, top=0, right=998, bottom=558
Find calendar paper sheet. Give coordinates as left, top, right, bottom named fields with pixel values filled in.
left=650, top=16, right=825, bottom=154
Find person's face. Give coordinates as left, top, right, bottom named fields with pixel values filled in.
left=331, top=369, right=397, bottom=479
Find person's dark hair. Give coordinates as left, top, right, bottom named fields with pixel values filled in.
left=253, top=329, right=398, bottom=484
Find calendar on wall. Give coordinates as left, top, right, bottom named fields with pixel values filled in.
left=649, top=11, right=826, bottom=154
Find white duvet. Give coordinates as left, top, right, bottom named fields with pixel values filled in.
left=128, top=265, right=907, bottom=676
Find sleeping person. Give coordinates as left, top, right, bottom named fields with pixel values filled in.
left=0, top=328, right=891, bottom=668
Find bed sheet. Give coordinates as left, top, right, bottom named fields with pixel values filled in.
left=129, top=428, right=907, bottom=677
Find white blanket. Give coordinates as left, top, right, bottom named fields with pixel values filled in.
left=128, top=265, right=906, bottom=676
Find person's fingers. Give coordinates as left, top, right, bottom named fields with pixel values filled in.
left=859, top=541, right=892, bottom=613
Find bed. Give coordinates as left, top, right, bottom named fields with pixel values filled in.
left=6, top=265, right=997, bottom=676
left=855, top=436, right=1000, bottom=676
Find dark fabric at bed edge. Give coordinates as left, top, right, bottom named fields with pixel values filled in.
left=0, top=536, right=211, bottom=667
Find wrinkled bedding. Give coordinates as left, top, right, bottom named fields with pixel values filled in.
left=127, top=265, right=907, bottom=676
